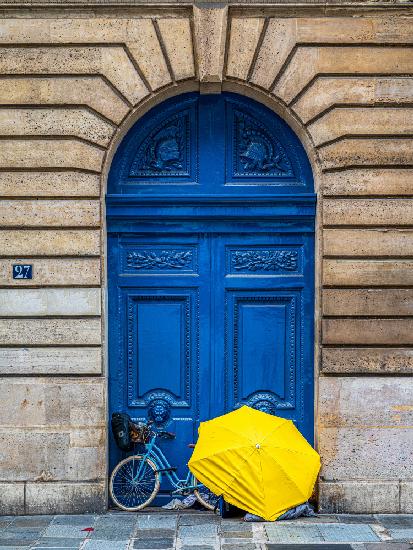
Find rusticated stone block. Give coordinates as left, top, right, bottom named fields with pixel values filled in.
left=0, top=76, right=129, bottom=124
left=0, top=46, right=147, bottom=105
left=319, top=377, right=413, bottom=428
left=400, top=482, right=413, bottom=513
left=323, top=259, right=413, bottom=287
left=318, top=377, right=413, bottom=480
left=0, top=200, right=100, bottom=227
left=322, top=168, right=413, bottom=196
left=323, top=319, right=413, bottom=345
left=323, top=198, right=413, bottom=227
left=0, top=139, right=104, bottom=171
left=0, top=258, right=100, bottom=287
left=0, top=288, right=101, bottom=317
left=127, top=19, right=171, bottom=90
left=294, top=77, right=413, bottom=124
left=275, top=46, right=413, bottom=104
left=0, top=108, right=114, bottom=147
left=0, top=318, right=101, bottom=346
left=194, top=5, right=227, bottom=87
left=321, top=347, right=413, bottom=375
left=0, top=483, right=25, bottom=515
left=323, top=289, right=413, bottom=316
left=0, top=347, right=102, bottom=375
left=319, top=138, right=413, bottom=170
left=320, top=427, right=413, bottom=481
left=0, top=377, right=104, bottom=428
left=297, top=16, right=413, bottom=44
left=0, top=230, right=100, bottom=256
left=0, top=171, right=100, bottom=197
left=26, top=481, right=105, bottom=514
left=156, top=18, right=195, bottom=81
left=319, top=481, right=399, bottom=514
left=226, top=17, right=264, bottom=81
left=309, top=107, right=413, bottom=147
left=324, top=229, right=413, bottom=257
left=250, top=18, right=296, bottom=90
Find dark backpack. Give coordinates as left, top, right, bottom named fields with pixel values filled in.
left=217, top=496, right=245, bottom=518
left=111, top=412, right=133, bottom=452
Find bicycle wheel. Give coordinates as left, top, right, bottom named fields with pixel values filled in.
left=110, top=455, right=160, bottom=511
left=192, top=474, right=219, bottom=511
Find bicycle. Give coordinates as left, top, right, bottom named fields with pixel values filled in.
left=109, top=420, right=218, bottom=512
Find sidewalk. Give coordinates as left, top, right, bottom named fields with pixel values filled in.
left=0, top=510, right=412, bottom=550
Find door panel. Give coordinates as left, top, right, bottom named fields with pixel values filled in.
left=213, top=232, right=313, bottom=439
left=109, top=233, right=211, bottom=487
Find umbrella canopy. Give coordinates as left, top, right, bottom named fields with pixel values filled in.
left=188, top=406, right=320, bottom=521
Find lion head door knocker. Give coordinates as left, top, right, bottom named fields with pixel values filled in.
left=252, top=399, right=276, bottom=416
left=147, top=398, right=171, bottom=427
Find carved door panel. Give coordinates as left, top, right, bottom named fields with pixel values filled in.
left=108, top=233, right=211, bottom=489
left=212, top=232, right=314, bottom=440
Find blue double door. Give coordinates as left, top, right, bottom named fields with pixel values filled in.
left=108, top=223, right=314, bottom=475
left=107, top=92, right=315, bottom=491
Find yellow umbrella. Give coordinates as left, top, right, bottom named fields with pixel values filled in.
left=189, top=405, right=320, bottom=521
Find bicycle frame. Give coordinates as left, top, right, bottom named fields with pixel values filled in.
left=134, top=435, right=200, bottom=494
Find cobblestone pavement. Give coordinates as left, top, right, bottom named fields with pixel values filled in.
left=0, top=511, right=412, bottom=550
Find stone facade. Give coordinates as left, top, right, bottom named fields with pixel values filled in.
left=0, top=0, right=412, bottom=515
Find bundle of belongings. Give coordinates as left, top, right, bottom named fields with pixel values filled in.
left=218, top=498, right=316, bottom=521
left=111, top=412, right=151, bottom=451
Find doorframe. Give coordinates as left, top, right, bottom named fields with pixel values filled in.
left=101, top=82, right=323, bottom=508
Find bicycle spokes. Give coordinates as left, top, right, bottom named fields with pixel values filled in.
left=111, top=456, right=159, bottom=510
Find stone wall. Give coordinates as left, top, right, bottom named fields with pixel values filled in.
left=0, top=2, right=412, bottom=514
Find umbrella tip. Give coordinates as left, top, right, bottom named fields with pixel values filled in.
left=255, top=443, right=260, bottom=449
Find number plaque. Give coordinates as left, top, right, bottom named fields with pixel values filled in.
left=13, top=264, right=33, bottom=279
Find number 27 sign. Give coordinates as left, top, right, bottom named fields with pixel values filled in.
left=13, top=264, right=33, bottom=279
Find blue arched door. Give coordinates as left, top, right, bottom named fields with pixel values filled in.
left=107, top=93, right=315, bottom=500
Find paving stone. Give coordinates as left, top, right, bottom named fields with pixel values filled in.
left=377, top=515, right=413, bottom=529
left=132, top=539, right=174, bottom=549
left=387, top=528, right=413, bottom=541
left=2, top=528, right=44, bottom=539
left=319, top=524, right=380, bottom=542
left=0, top=546, right=32, bottom=550
left=339, top=515, right=378, bottom=524
left=12, top=517, right=53, bottom=528
left=134, top=530, right=175, bottom=539
left=42, top=525, right=90, bottom=539
left=221, top=545, right=257, bottom=550
left=179, top=513, right=219, bottom=525
left=0, top=540, right=36, bottom=547
left=265, top=546, right=353, bottom=550
left=0, top=518, right=14, bottom=528
left=32, top=537, right=84, bottom=548
left=363, top=544, right=413, bottom=549
left=292, top=515, right=338, bottom=523
left=265, top=524, right=322, bottom=544
left=136, top=516, right=177, bottom=530
left=179, top=524, right=217, bottom=537
left=83, top=540, right=129, bottom=550
left=181, top=546, right=215, bottom=550
left=222, top=531, right=253, bottom=538
left=51, top=515, right=97, bottom=526
left=221, top=522, right=252, bottom=531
